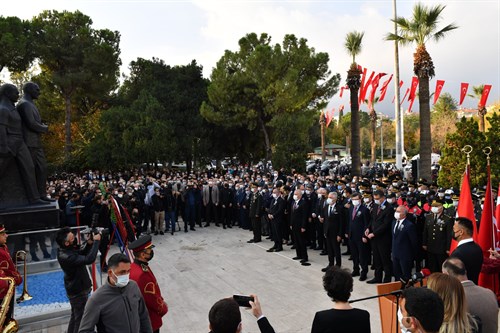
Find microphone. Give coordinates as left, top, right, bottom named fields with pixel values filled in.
left=401, top=268, right=431, bottom=288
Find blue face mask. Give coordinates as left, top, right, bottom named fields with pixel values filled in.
left=112, top=270, right=129, bottom=288
left=337, top=186, right=343, bottom=190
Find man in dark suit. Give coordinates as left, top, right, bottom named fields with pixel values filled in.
left=392, top=205, right=419, bottom=283
left=313, top=188, right=328, bottom=254
left=290, top=189, right=310, bottom=266
left=17, top=82, right=51, bottom=201
left=366, top=190, right=394, bottom=283
left=345, top=192, right=371, bottom=281
left=450, top=217, right=483, bottom=285
left=247, top=183, right=263, bottom=243
left=267, top=188, right=285, bottom=252
left=320, top=191, right=343, bottom=271
left=202, top=180, right=219, bottom=227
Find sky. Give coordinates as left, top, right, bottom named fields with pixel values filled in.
left=3, top=0, right=500, bottom=117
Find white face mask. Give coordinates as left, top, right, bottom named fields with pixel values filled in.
left=363, top=197, right=370, bottom=203
left=112, top=271, right=129, bottom=288
left=326, top=198, right=333, bottom=205
left=394, top=212, right=401, bottom=220
left=293, top=194, right=298, bottom=201
left=453, top=200, right=459, bottom=207
left=431, top=207, right=440, bottom=214
left=272, top=193, right=278, bottom=199
left=374, top=199, right=381, bottom=205
left=352, top=200, right=360, bottom=206
left=387, top=198, right=394, bottom=204
left=305, top=190, right=311, bottom=195
left=397, top=309, right=411, bottom=333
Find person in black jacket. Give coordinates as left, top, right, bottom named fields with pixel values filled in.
left=56, top=227, right=101, bottom=333
left=450, top=217, right=483, bottom=285
left=267, top=188, right=285, bottom=252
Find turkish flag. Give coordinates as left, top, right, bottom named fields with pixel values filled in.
left=478, top=165, right=499, bottom=292
left=479, top=84, right=492, bottom=108
left=401, top=88, right=410, bottom=107
left=367, top=73, right=386, bottom=111
left=378, top=74, right=393, bottom=102
left=433, top=80, right=445, bottom=104
left=392, top=80, right=404, bottom=103
left=359, top=71, right=374, bottom=105
left=459, top=82, right=469, bottom=105
left=450, top=165, right=479, bottom=253
left=358, top=67, right=368, bottom=103
left=340, top=86, right=346, bottom=98
left=325, top=108, right=335, bottom=128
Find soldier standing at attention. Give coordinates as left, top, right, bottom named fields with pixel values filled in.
left=129, top=235, right=168, bottom=333
left=422, top=201, right=453, bottom=273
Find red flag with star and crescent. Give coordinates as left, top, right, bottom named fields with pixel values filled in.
left=433, top=80, right=445, bottom=104
left=378, top=74, right=393, bottom=102
left=479, top=84, right=492, bottom=108
left=407, top=77, right=419, bottom=112
left=459, top=82, right=469, bottom=105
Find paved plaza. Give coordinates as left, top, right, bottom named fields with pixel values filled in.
left=154, top=225, right=382, bottom=333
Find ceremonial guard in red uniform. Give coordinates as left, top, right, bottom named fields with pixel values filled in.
left=0, top=225, right=22, bottom=322
left=129, top=235, right=168, bottom=333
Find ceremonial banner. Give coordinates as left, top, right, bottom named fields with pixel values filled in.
left=407, top=77, right=419, bottom=113
left=359, top=71, right=374, bottom=105
left=367, top=73, right=386, bottom=110
left=450, top=165, right=478, bottom=253
left=478, top=84, right=492, bottom=108
left=391, top=80, right=404, bottom=103
left=340, top=86, right=346, bottom=98
left=433, top=80, right=445, bottom=104
left=459, top=82, right=469, bottom=105
left=378, top=74, right=393, bottom=102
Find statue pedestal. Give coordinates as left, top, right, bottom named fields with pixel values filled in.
left=0, top=202, right=59, bottom=232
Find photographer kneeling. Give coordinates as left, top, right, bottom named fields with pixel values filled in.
left=56, top=227, right=101, bottom=333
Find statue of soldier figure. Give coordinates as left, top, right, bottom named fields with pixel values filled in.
left=17, top=82, right=53, bottom=202
left=0, top=83, right=48, bottom=206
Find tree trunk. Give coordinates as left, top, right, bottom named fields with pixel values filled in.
left=478, top=108, right=486, bottom=132
left=349, top=89, right=361, bottom=176
left=257, top=115, right=271, bottom=169
left=418, top=76, right=431, bottom=181
left=64, top=95, right=72, bottom=162
left=371, top=119, right=376, bottom=164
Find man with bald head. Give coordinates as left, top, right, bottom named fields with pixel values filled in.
left=392, top=205, right=418, bottom=283
left=17, top=82, right=51, bottom=201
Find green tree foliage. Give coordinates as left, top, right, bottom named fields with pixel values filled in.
left=201, top=32, right=340, bottom=167
left=32, top=10, right=121, bottom=161
left=431, top=93, right=457, bottom=152
left=404, top=113, right=420, bottom=158
left=485, top=112, right=500, bottom=186
left=0, top=16, right=35, bottom=73
left=438, top=117, right=486, bottom=188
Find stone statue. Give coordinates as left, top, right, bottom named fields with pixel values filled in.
left=0, top=83, right=47, bottom=206
left=17, top=82, right=52, bottom=201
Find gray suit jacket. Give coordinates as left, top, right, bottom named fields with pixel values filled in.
left=202, top=185, right=219, bottom=205
left=462, top=280, right=498, bottom=333
left=17, top=98, right=48, bottom=147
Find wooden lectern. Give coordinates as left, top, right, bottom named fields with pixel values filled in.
left=376, top=282, right=403, bottom=333
left=376, top=280, right=427, bottom=333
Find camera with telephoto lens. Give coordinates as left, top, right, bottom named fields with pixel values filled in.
left=81, top=227, right=109, bottom=239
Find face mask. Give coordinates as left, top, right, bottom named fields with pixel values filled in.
left=397, top=309, right=411, bottom=333
left=445, top=195, right=451, bottom=200
left=363, top=198, right=370, bottom=203
left=117, top=193, right=123, bottom=198
left=352, top=200, right=360, bottom=206
left=421, top=190, right=428, bottom=195
left=301, top=190, right=305, bottom=195
left=394, top=212, right=401, bottom=220
left=272, top=193, right=278, bottom=199
left=387, top=198, right=394, bottom=204
left=112, top=271, right=129, bottom=288
left=374, top=199, right=381, bottom=205
left=438, top=193, right=444, bottom=198
left=305, top=190, right=311, bottom=195
left=337, top=186, right=343, bottom=190
left=293, top=195, right=298, bottom=201
left=343, top=192, right=348, bottom=198
left=372, top=185, right=377, bottom=190
left=392, top=182, right=398, bottom=187
left=453, top=200, right=459, bottom=207
left=351, top=187, right=356, bottom=192
left=481, top=204, right=484, bottom=210
left=326, top=198, right=333, bottom=205
left=431, top=207, right=440, bottom=214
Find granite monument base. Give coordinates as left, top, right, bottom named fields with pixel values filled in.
left=0, top=202, right=59, bottom=232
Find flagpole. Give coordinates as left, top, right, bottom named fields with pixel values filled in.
left=392, top=0, right=403, bottom=171
left=484, top=146, right=495, bottom=247
left=320, top=112, right=326, bottom=162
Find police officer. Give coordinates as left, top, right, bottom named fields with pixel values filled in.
left=422, top=201, right=453, bottom=273
left=129, top=235, right=168, bottom=333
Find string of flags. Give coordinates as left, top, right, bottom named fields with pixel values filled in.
left=330, top=65, right=493, bottom=117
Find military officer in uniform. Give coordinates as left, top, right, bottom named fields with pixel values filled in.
left=0, top=225, right=23, bottom=324
left=129, top=235, right=168, bottom=333
left=422, top=201, right=453, bottom=273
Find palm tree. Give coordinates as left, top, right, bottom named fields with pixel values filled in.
left=365, top=97, right=380, bottom=164
left=344, top=31, right=364, bottom=176
left=468, top=85, right=486, bottom=132
left=386, top=3, right=457, bottom=181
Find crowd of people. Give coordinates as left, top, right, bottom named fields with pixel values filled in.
left=5, top=164, right=499, bottom=332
